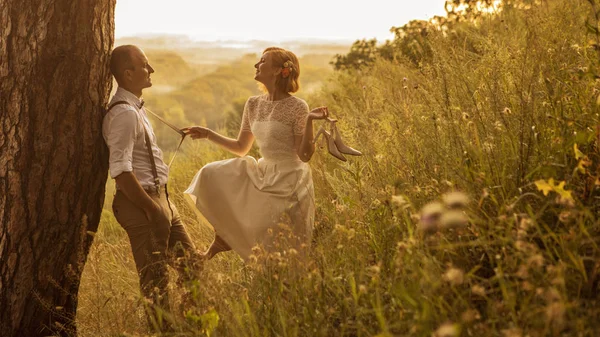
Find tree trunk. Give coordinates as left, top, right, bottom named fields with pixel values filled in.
left=0, top=0, right=115, bottom=336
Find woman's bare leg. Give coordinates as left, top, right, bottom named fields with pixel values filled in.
left=203, top=235, right=231, bottom=259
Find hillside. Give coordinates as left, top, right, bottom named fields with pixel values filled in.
left=79, top=1, right=600, bottom=336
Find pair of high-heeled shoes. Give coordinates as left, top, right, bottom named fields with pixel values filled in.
left=313, top=118, right=362, bottom=162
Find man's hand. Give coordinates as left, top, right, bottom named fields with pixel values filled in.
left=144, top=201, right=170, bottom=227
left=115, top=172, right=170, bottom=228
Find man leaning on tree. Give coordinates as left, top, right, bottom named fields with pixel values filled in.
left=102, top=44, right=201, bottom=330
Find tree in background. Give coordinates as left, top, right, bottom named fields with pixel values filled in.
left=332, top=0, right=531, bottom=70
left=0, top=1, right=114, bottom=336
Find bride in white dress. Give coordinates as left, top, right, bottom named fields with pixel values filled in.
left=182, top=47, right=329, bottom=261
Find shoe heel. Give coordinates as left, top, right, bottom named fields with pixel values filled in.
left=330, top=120, right=362, bottom=156
left=324, top=130, right=347, bottom=162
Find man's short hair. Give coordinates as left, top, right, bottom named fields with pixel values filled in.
left=110, top=45, right=136, bottom=81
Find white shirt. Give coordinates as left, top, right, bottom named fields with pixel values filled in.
left=102, top=87, right=169, bottom=188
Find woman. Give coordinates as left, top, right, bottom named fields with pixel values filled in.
left=183, top=47, right=328, bottom=261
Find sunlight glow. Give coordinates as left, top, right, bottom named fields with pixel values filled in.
left=115, top=0, right=448, bottom=42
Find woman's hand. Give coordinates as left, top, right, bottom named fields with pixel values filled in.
left=308, top=106, right=329, bottom=121
left=182, top=126, right=212, bottom=140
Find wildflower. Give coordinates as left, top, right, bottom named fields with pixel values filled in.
left=501, top=328, right=523, bottom=337
left=368, top=264, right=381, bottom=274
left=252, top=245, right=262, bottom=254
left=439, top=210, right=468, bottom=229
left=391, top=195, right=409, bottom=209
left=419, top=218, right=438, bottom=234
left=518, top=217, right=532, bottom=231
left=442, top=192, right=469, bottom=209
left=556, top=196, right=575, bottom=208
left=358, top=284, right=367, bottom=294
left=461, top=309, right=481, bottom=323
left=420, top=202, right=444, bottom=231
left=502, top=107, right=512, bottom=115
left=527, top=254, right=544, bottom=269
left=482, top=142, right=494, bottom=153
left=443, top=267, right=465, bottom=286
left=335, top=202, right=347, bottom=213
left=433, top=322, right=459, bottom=337
left=471, top=285, right=486, bottom=296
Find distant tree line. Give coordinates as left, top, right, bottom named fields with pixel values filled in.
left=332, top=0, right=538, bottom=70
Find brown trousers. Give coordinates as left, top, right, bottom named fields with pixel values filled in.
left=112, top=186, right=198, bottom=308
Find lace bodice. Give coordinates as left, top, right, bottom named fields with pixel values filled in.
left=242, top=95, right=309, bottom=161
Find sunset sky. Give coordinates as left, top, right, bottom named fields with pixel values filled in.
left=115, top=0, right=448, bottom=42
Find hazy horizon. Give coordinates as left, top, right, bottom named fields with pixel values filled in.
left=115, top=33, right=358, bottom=45
left=115, top=0, right=447, bottom=43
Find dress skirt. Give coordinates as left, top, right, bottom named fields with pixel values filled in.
left=184, top=156, right=314, bottom=260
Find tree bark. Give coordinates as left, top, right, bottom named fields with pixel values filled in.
left=0, top=0, right=115, bottom=336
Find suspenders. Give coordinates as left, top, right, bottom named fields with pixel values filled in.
left=107, top=101, right=162, bottom=195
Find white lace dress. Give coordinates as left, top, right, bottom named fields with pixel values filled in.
left=184, top=95, right=315, bottom=260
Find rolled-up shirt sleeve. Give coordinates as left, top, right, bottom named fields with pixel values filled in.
left=103, top=108, right=139, bottom=178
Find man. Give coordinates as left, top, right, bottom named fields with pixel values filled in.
left=103, top=45, right=199, bottom=328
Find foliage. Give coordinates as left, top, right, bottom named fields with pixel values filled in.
left=332, top=0, right=546, bottom=71
left=77, top=0, right=600, bottom=336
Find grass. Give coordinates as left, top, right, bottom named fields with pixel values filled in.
left=78, top=0, right=600, bottom=336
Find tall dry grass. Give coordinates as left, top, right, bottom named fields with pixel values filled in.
left=77, top=0, right=600, bottom=336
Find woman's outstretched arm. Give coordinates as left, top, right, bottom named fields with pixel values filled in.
left=182, top=126, right=255, bottom=157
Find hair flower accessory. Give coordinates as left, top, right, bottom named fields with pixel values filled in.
left=281, top=60, right=293, bottom=78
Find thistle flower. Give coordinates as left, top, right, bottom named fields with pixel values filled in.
left=391, top=195, right=409, bottom=209
left=443, top=267, right=465, bottom=286
left=433, top=323, right=459, bottom=337
left=461, top=309, right=481, bottom=323
left=471, top=285, right=486, bottom=296
left=439, top=210, right=468, bottom=229
left=442, top=191, right=469, bottom=209
left=421, top=201, right=444, bottom=219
